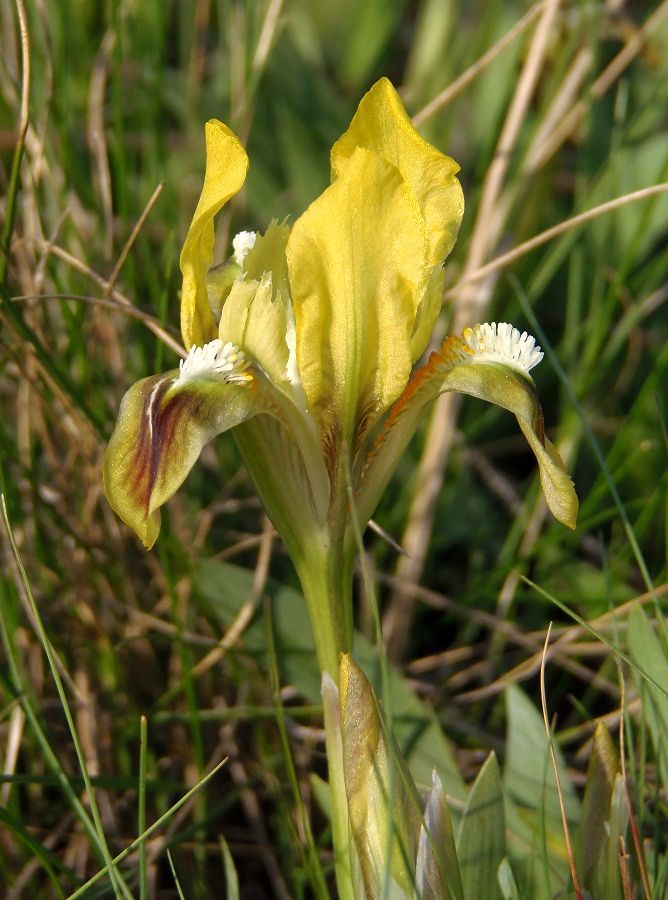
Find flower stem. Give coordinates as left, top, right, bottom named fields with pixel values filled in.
left=296, top=535, right=356, bottom=900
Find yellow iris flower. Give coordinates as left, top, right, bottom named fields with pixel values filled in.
left=103, top=78, right=577, bottom=560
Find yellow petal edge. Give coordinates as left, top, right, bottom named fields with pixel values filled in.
left=179, top=120, right=249, bottom=349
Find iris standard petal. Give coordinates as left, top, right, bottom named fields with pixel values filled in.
left=331, top=78, right=464, bottom=362
left=179, top=120, right=248, bottom=349
left=331, top=78, right=463, bottom=265
left=219, top=223, right=305, bottom=404
left=287, top=146, right=427, bottom=456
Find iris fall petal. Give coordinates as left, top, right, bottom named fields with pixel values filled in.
left=358, top=330, right=578, bottom=529
left=103, top=358, right=266, bottom=548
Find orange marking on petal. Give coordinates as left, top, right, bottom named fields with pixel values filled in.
left=359, top=336, right=469, bottom=479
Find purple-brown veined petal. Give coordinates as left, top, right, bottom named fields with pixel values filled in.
left=179, top=120, right=248, bottom=349
left=103, top=350, right=266, bottom=549
left=357, top=324, right=578, bottom=530
left=287, top=146, right=427, bottom=455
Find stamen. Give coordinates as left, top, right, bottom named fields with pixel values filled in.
left=232, top=230, right=257, bottom=267
left=460, top=322, right=543, bottom=373
left=174, top=339, right=253, bottom=387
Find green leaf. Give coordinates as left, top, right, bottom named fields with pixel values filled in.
left=219, top=833, right=240, bottom=900
left=503, top=685, right=579, bottom=898
left=456, top=752, right=505, bottom=900
left=0, top=804, right=70, bottom=897
left=627, top=603, right=668, bottom=797
left=573, top=723, right=618, bottom=891
left=595, top=773, right=627, bottom=900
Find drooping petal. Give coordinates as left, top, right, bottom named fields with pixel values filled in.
left=179, top=121, right=248, bottom=349
left=287, top=146, right=427, bottom=453
left=357, top=324, right=578, bottom=529
left=103, top=342, right=266, bottom=548
left=331, top=78, right=464, bottom=361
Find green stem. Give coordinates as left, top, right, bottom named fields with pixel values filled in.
left=297, top=542, right=353, bottom=677
left=296, top=534, right=356, bottom=900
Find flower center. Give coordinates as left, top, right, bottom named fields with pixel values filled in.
left=175, top=339, right=252, bottom=386
left=461, top=322, right=543, bottom=373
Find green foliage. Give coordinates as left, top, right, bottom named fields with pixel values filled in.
left=1, top=0, right=668, bottom=896
left=456, top=753, right=505, bottom=900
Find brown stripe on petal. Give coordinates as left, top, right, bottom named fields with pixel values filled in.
left=127, top=374, right=211, bottom=519
left=532, top=395, right=546, bottom=445
left=128, top=376, right=171, bottom=516
left=360, top=335, right=469, bottom=479
left=321, top=419, right=340, bottom=479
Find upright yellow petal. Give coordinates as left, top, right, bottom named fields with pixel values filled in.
left=179, top=121, right=248, bottom=349
left=220, top=222, right=305, bottom=404
left=287, top=147, right=427, bottom=454
left=219, top=279, right=291, bottom=394
left=331, top=78, right=464, bottom=360
left=332, top=78, right=462, bottom=265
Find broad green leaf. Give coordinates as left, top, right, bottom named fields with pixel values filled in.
left=456, top=752, right=505, bottom=900
left=503, top=685, right=579, bottom=899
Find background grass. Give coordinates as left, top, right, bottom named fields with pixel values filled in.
left=1, top=0, right=668, bottom=896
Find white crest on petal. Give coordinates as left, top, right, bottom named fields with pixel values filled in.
left=174, top=339, right=252, bottom=387
left=232, top=230, right=257, bottom=267
left=461, top=322, right=544, bottom=373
